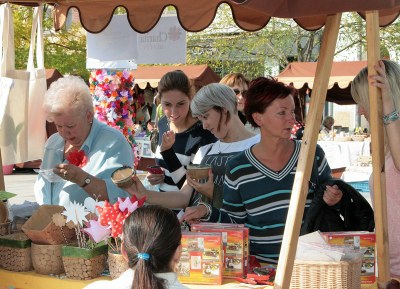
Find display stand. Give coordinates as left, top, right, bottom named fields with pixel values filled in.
left=0, top=269, right=380, bottom=289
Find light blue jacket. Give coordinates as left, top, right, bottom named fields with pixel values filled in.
left=34, top=119, right=134, bottom=206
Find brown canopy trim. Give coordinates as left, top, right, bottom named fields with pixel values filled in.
left=134, top=64, right=221, bottom=91
left=277, top=61, right=368, bottom=105
left=3, top=0, right=400, bottom=33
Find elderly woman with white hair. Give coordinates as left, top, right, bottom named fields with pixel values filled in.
left=126, top=83, right=260, bottom=209
left=34, top=75, right=134, bottom=206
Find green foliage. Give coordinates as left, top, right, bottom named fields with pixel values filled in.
left=186, top=4, right=322, bottom=80
left=12, top=4, right=89, bottom=80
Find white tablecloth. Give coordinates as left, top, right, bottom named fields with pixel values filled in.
left=318, top=140, right=371, bottom=169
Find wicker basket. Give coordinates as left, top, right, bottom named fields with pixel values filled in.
left=0, top=232, right=32, bottom=272
left=108, top=251, right=129, bottom=279
left=31, top=243, right=65, bottom=275
left=290, top=259, right=362, bottom=289
left=62, top=243, right=108, bottom=280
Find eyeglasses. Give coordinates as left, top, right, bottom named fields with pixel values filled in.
left=233, top=88, right=248, bottom=96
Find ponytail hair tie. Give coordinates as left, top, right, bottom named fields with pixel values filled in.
left=137, top=253, right=150, bottom=261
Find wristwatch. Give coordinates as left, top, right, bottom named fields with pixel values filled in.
left=82, top=176, right=91, bottom=188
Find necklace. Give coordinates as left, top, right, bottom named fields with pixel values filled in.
left=217, top=141, right=233, bottom=154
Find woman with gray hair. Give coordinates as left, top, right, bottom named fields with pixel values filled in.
left=126, top=83, right=259, bottom=209
left=34, top=75, right=134, bottom=206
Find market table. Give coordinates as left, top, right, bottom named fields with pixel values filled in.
left=0, top=268, right=379, bottom=289
left=318, top=140, right=371, bottom=170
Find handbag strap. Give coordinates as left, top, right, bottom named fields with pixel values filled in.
left=0, top=3, right=15, bottom=76
left=27, top=5, right=44, bottom=70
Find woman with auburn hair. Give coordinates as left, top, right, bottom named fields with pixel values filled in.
left=182, top=77, right=364, bottom=264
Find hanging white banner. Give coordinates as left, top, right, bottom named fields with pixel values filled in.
left=86, top=14, right=186, bottom=69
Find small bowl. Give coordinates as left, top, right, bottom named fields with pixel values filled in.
left=187, top=164, right=211, bottom=180
left=111, top=166, right=135, bottom=188
left=351, top=135, right=367, bottom=142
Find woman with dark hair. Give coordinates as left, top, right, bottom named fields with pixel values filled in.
left=148, top=70, right=216, bottom=193
left=83, top=205, right=188, bottom=289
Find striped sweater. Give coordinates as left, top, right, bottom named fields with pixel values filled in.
left=208, top=140, right=332, bottom=263
left=155, top=116, right=216, bottom=192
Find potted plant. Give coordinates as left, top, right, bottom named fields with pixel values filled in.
left=90, top=195, right=146, bottom=279
left=59, top=201, right=108, bottom=280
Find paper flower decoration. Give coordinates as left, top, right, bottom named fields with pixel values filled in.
left=89, top=69, right=140, bottom=168
left=118, top=197, right=138, bottom=214
left=84, top=197, right=105, bottom=215
left=66, top=150, right=88, bottom=167
left=52, top=213, right=67, bottom=227
left=95, top=195, right=146, bottom=252
left=82, top=219, right=111, bottom=243
left=97, top=200, right=120, bottom=226
left=62, top=201, right=89, bottom=227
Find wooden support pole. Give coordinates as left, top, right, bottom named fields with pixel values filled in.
left=0, top=149, right=5, bottom=191
left=365, top=10, right=390, bottom=287
left=273, top=13, right=341, bottom=289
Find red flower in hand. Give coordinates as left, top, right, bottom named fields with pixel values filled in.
left=66, top=150, right=88, bottom=167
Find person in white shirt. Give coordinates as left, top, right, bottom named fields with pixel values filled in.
left=83, top=205, right=188, bottom=289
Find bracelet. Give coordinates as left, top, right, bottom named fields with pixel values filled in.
left=383, top=110, right=399, bottom=126
left=198, top=201, right=212, bottom=222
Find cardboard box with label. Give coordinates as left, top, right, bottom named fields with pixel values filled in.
left=320, top=231, right=376, bottom=284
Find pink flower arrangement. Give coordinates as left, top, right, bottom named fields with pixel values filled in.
left=89, top=69, right=139, bottom=167
left=83, top=195, right=146, bottom=253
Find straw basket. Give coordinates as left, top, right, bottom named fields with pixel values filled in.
left=62, top=243, right=108, bottom=280
left=0, top=232, right=32, bottom=272
left=290, top=259, right=362, bottom=289
left=31, top=243, right=65, bottom=275
left=108, top=251, right=129, bottom=279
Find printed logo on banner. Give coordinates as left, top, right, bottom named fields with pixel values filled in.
left=87, top=15, right=186, bottom=69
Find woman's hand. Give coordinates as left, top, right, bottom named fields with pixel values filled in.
left=186, top=169, right=214, bottom=199
left=323, top=185, right=343, bottom=206
left=182, top=205, right=208, bottom=225
left=146, top=171, right=165, bottom=186
left=160, top=130, right=176, bottom=152
left=125, top=175, right=147, bottom=198
left=56, top=163, right=86, bottom=185
left=369, top=60, right=392, bottom=105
